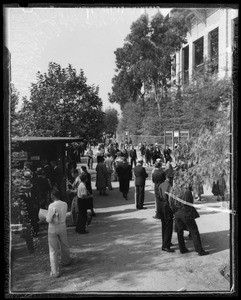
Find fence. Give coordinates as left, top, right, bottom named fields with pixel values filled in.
left=116, top=130, right=189, bottom=150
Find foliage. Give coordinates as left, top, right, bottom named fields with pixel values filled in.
left=10, top=84, right=20, bottom=136
left=117, top=100, right=144, bottom=135
left=173, top=102, right=230, bottom=188
left=109, top=11, right=189, bottom=121
left=103, top=107, right=119, bottom=136
left=181, top=73, right=232, bottom=135
left=15, top=62, right=105, bottom=141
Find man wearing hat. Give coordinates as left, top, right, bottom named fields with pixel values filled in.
left=133, top=159, right=148, bottom=209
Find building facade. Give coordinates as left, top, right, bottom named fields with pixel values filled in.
left=171, top=8, right=238, bottom=86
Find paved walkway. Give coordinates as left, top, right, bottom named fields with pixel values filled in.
left=10, top=163, right=231, bottom=295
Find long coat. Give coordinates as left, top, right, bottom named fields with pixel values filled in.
left=116, top=162, right=132, bottom=194
left=95, top=162, right=108, bottom=190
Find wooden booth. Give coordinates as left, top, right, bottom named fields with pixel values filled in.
left=11, top=136, right=83, bottom=200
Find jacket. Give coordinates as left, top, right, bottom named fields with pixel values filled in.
left=133, top=164, right=148, bottom=186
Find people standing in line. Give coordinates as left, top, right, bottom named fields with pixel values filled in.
left=163, top=145, right=172, bottom=164
left=69, top=169, right=81, bottom=226
left=116, top=157, right=132, bottom=200
left=133, top=159, right=149, bottom=209
left=104, top=153, right=114, bottom=190
left=158, top=171, right=175, bottom=252
left=169, top=180, right=209, bottom=256
left=46, top=188, right=72, bottom=278
left=95, top=156, right=108, bottom=196
left=80, top=166, right=96, bottom=217
left=152, top=160, right=166, bottom=219
left=50, top=160, right=64, bottom=199
left=129, top=145, right=137, bottom=169
left=42, top=159, right=54, bottom=187
left=35, top=167, right=52, bottom=209
left=86, top=146, right=94, bottom=170
left=76, top=173, right=91, bottom=234
left=20, top=171, right=40, bottom=237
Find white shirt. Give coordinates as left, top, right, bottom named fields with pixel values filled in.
left=46, top=200, right=68, bottom=227
left=77, top=182, right=88, bottom=199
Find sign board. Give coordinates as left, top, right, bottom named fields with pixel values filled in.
left=174, top=130, right=179, bottom=137
left=30, top=156, right=40, bottom=161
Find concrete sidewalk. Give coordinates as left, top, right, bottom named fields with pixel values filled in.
left=10, top=168, right=231, bottom=294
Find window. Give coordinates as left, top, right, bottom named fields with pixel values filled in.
left=183, top=45, right=189, bottom=84
left=209, top=27, right=219, bottom=73
left=194, top=37, right=204, bottom=68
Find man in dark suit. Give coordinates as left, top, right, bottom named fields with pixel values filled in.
left=152, top=160, right=166, bottom=219
left=116, top=157, right=132, bottom=200
left=129, top=145, right=137, bottom=169
left=159, top=171, right=175, bottom=252
left=133, top=159, right=148, bottom=209
left=169, top=182, right=209, bottom=256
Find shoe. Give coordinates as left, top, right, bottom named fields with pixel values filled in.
left=162, top=247, right=175, bottom=252
left=138, top=207, right=147, bottom=210
left=180, top=248, right=189, bottom=254
left=198, top=250, right=209, bottom=256
left=50, top=271, right=62, bottom=278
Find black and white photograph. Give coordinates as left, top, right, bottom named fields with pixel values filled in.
left=4, top=3, right=238, bottom=296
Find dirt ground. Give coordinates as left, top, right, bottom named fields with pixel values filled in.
left=8, top=163, right=232, bottom=296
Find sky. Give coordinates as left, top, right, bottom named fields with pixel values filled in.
left=5, top=6, right=171, bottom=113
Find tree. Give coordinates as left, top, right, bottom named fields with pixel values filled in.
left=16, top=62, right=105, bottom=141
left=10, top=84, right=20, bottom=136
left=117, top=101, right=144, bottom=135
left=103, top=107, right=119, bottom=136
left=109, top=11, right=188, bottom=123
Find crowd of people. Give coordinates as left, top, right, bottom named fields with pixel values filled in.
left=14, top=140, right=228, bottom=278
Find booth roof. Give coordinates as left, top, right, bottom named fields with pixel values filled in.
left=12, top=136, right=84, bottom=143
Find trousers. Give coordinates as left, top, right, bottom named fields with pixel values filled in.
left=48, top=224, right=71, bottom=276
left=159, top=202, right=173, bottom=248
left=135, top=185, right=145, bottom=209
left=76, top=198, right=88, bottom=233
left=175, top=217, right=203, bottom=253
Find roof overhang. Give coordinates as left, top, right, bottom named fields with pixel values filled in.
left=11, top=136, right=84, bottom=143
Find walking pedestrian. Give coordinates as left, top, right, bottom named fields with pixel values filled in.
left=116, top=157, right=132, bottom=200
left=133, top=159, right=148, bottom=209
left=152, top=160, right=166, bottom=219
left=46, top=188, right=72, bottom=278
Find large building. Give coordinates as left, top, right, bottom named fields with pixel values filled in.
left=170, top=8, right=238, bottom=86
